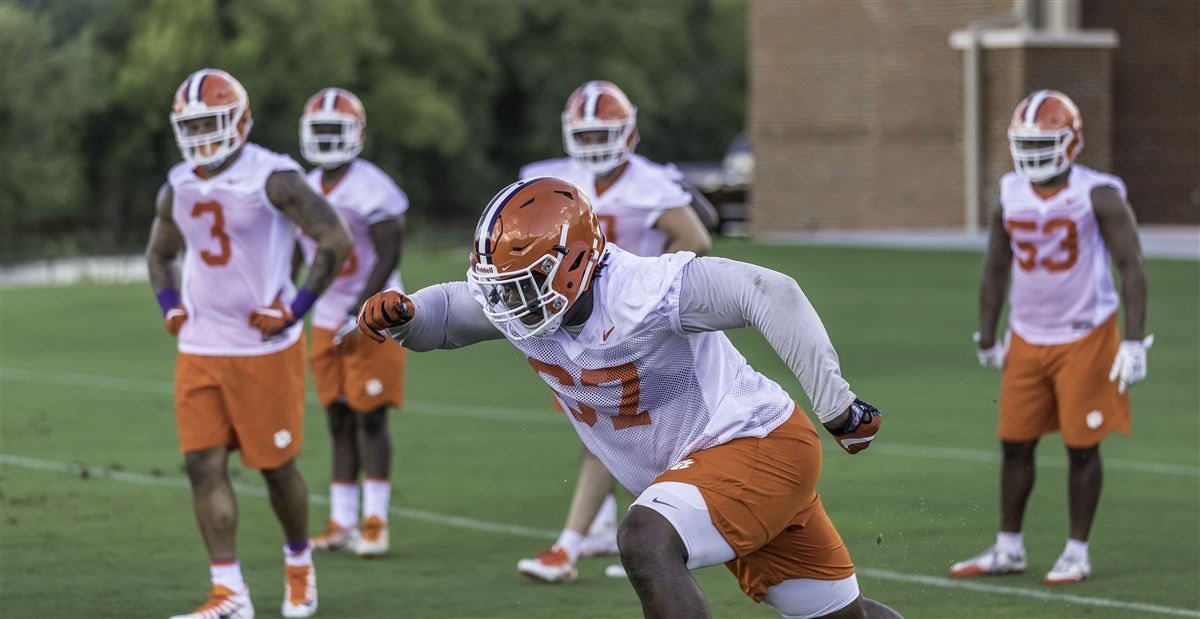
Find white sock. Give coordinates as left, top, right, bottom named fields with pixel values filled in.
left=330, top=482, right=359, bottom=529
left=210, top=559, right=246, bottom=593
left=363, top=477, right=390, bottom=522
left=555, top=529, right=584, bottom=562
left=284, top=543, right=313, bottom=567
left=588, top=494, right=617, bottom=535
left=1065, top=538, right=1089, bottom=559
left=996, top=531, right=1024, bottom=555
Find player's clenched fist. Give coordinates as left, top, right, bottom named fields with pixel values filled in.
left=249, top=298, right=295, bottom=337
left=357, top=290, right=414, bottom=343
left=164, top=306, right=188, bottom=335
left=825, top=398, right=883, bottom=454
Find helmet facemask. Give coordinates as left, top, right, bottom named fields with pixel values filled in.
left=562, top=113, right=636, bottom=175
left=468, top=252, right=570, bottom=340
left=300, top=111, right=364, bottom=169
left=171, top=102, right=250, bottom=168
left=1008, top=127, right=1075, bottom=183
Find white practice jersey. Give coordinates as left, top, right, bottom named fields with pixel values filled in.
left=519, top=155, right=692, bottom=257
left=508, top=248, right=795, bottom=494
left=168, top=143, right=304, bottom=356
left=301, top=159, right=408, bottom=330
left=1000, top=164, right=1124, bottom=345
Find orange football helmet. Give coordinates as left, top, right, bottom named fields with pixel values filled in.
left=561, top=80, right=639, bottom=174
left=170, top=68, right=252, bottom=167
left=300, top=87, right=366, bottom=168
left=1008, top=90, right=1084, bottom=182
left=467, top=177, right=607, bottom=340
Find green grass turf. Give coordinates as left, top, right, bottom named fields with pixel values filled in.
left=1, top=240, right=1197, bottom=618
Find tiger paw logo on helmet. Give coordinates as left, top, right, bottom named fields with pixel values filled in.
left=467, top=177, right=606, bottom=341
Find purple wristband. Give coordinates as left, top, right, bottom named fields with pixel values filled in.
left=156, top=288, right=181, bottom=316
left=289, top=288, right=318, bottom=322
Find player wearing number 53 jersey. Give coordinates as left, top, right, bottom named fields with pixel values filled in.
left=357, top=178, right=898, bottom=619
left=952, top=90, right=1149, bottom=586
left=146, top=68, right=352, bottom=619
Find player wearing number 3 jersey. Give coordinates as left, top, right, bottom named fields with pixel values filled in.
left=357, top=177, right=899, bottom=619
left=146, top=68, right=352, bottom=618
left=952, top=90, right=1149, bottom=586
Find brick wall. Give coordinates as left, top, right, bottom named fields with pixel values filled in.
left=1084, top=0, right=1200, bottom=224
left=750, top=0, right=1196, bottom=234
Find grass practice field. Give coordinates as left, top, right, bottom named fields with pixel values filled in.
left=1, top=240, right=1197, bottom=619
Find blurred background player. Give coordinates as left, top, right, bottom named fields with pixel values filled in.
left=298, top=88, right=409, bottom=558
left=515, top=80, right=712, bottom=583
left=146, top=68, right=352, bottom=618
left=951, top=90, right=1150, bottom=585
left=356, top=177, right=898, bottom=618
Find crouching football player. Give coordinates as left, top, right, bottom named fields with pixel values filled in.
left=357, top=177, right=901, bottom=618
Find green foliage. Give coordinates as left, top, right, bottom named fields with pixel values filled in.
left=0, top=0, right=746, bottom=259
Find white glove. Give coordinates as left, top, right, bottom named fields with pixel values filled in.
left=973, top=331, right=1008, bottom=370
left=1108, top=335, right=1154, bottom=394
left=332, top=312, right=359, bottom=345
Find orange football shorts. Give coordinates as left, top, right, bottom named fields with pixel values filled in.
left=175, top=336, right=306, bottom=469
left=654, top=404, right=855, bottom=602
left=999, top=314, right=1130, bottom=448
left=310, top=326, right=406, bottom=413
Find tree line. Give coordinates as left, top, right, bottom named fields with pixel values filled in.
left=0, top=0, right=745, bottom=261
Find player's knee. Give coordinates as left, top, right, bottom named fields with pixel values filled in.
left=1001, top=440, right=1037, bottom=464
left=359, top=407, right=388, bottom=436
left=618, top=506, right=685, bottom=577
left=259, top=458, right=299, bottom=486
left=327, top=402, right=354, bottom=435
left=1067, top=445, right=1100, bottom=468
left=183, top=447, right=227, bottom=487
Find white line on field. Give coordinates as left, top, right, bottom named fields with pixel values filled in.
left=2, top=453, right=1196, bottom=618
left=3, top=367, right=1197, bottom=478
left=857, top=569, right=1200, bottom=618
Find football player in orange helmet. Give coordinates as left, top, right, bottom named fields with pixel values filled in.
left=148, top=68, right=352, bottom=619
left=356, top=177, right=898, bottom=619
left=297, top=88, right=410, bottom=558
left=952, top=90, right=1148, bottom=585
left=514, top=80, right=713, bottom=583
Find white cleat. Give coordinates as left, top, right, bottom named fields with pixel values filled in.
left=355, top=516, right=389, bottom=558
left=310, top=519, right=358, bottom=552
left=281, top=563, right=317, bottom=617
left=604, top=564, right=628, bottom=579
left=578, top=527, right=619, bottom=558
left=949, top=545, right=1027, bottom=578
left=170, top=585, right=254, bottom=619
left=517, top=546, right=578, bottom=583
left=1043, top=552, right=1090, bottom=585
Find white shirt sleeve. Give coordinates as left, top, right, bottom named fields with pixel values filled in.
left=387, top=282, right=502, bottom=351
left=677, top=257, right=856, bottom=422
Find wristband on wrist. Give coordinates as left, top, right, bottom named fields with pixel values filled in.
left=289, top=288, right=318, bottom=322
left=156, top=288, right=181, bottom=316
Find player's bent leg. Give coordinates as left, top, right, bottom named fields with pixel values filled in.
left=356, top=406, right=392, bottom=557
left=184, top=446, right=239, bottom=559
left=619, top=506, right=710, bottom=619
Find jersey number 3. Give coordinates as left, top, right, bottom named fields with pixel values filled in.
left=528, top=359, right=652, bottom=430
left=1006, top=218, right=1078, bottom=272
left=192, top=201, right=232, bottom=266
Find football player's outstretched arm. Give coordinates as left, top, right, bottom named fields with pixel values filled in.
left=656, top=205, right=712, bottom=255
left=677, top=257, right=880, bottom=453
left=145, top=183, right=188, bottom=335
left=265, top=170, right=353, bottom=297
left=978, top=202, right=1013, bottom=349
left=1093, top=186, right=1146, bottom=341
left=358, top=282, right=501, bottom=351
